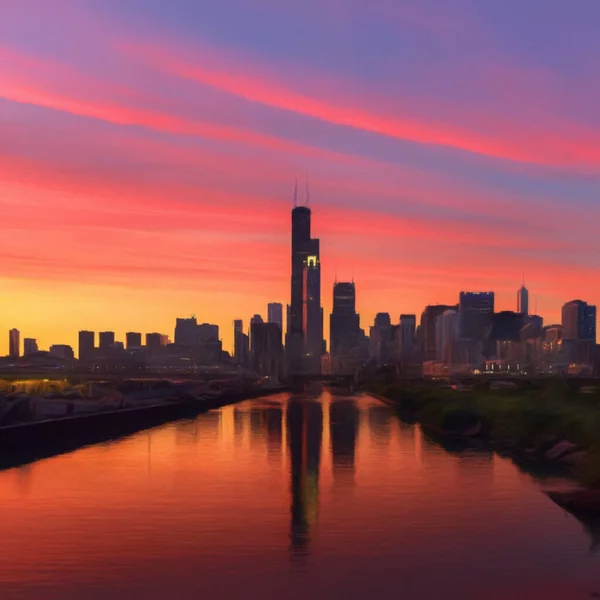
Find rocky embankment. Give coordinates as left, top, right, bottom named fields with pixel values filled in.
left=369, top=382, right=600, bottom=514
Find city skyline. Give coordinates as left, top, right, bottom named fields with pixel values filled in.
left=2, top=1, right=600, bottom=357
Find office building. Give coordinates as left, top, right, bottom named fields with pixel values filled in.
left=330, top=281, right=362, bottom=374
left=146, top=333, right=168, bottom=357
left=174, top=317, right=198, bottom=347
left=126, top=332, right=142, bottom=349
left=78, top=330, right=95, bottom=360
left=562, top=300, right=596, bottom=341
left=562, top=300, right=597, bottom=366
left=251, top=322, right=283, bottom=377
left=303, top=254, right=323, bottom=374
left=197, top=323, right=219, bottom=342
left=49, top=345, right=75, bottom=360
left=369, top=313, right=393, bottom=366
left=99, top=331, right=115, bottom=350
left=420, top=305, right=456, bottom=361
left=459, top=292, right=495, bottom=341
left=8, top=328, right=20, bottom=358
left=517, top=284, right=529, bottom=315
left=286, top=192, right=323, bottom=375
left=23, top=338, right=38, bottom=356
left=268, top=303, right=283, bottom=332
left=435, top=309, right=459, bottom=364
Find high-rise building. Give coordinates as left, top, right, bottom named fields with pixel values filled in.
left=330, top=282, right=359, bottom=353
left=268, top=303, right=284, bottom=332
left=303, top=254, right=323, bottom=374
left=435, top=310, right=459, bottom=364
left=23, top=338, right=38, bottom=355
left=398, top=314, right=417, bottom=363
left=562, top=300, right=597, bottom=366
left=330, top=282, right=362, bottom=374
left=197, top=323, right=219, bottom=342
left=234, top=319, right=244, bottom=362
left=286, top=192, right=323, bottom=375
left=146, top=333, right=168, bottom=357
left=562, top=300, right=596, bottom=341
left=234, top=320, right=249, bottom=368
left=420, top=305, right=456, bottom=361
left=78, top=330, right=95, bottom=360
left=251, top=322, right=283, bottom=377
left=126, top=332, right=142, bottom=349
left=175, top=317, right=198, bottom=347
left=49, top=345, right=75, bottom=360
left=517, top=284, right=529, bottom=315
left=99, top=331, right=115, bottom=350
left=8, top=328, right=20, bottom=359
left=459, top=292, right=495, bottom=341
left=370, top=313, right=393, bottom=366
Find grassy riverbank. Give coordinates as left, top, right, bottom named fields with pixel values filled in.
left=368, top=379, right=600, bottom=488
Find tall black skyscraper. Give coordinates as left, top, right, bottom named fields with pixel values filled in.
left=458, top=292, right=495, bottom=341
left=286, top=187, right=323, bottom=375
left=78, top=330, right=95, bottom=360
left=329, top=281, right=361, bottom=374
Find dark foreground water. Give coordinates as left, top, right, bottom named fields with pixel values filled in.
left=0, top=391, right=599, bottom=600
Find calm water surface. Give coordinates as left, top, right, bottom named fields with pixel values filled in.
left=0, top=391, right=599, bottom=600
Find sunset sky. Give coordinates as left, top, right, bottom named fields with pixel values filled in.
left=2, top=0, right=599, bottom=355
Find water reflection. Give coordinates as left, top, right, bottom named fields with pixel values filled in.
left=0, top=392, right=598, bottom=600
left=329, top=399, right=359, bottom=487
left=265, top=407, right=283, bottom=463
left=286, top=398, right=322, bottom=558
left=368, top=405, right=393, bottom=445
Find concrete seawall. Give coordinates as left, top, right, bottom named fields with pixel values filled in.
left=0, top=388, right=285, bottom=470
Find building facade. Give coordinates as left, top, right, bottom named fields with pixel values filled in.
left=8, top=328, right=20, bottom=358
left=23, top=338, right=38, bottom=356
left=126, top=332, right=142, bottom=349
left=78, top=330, right=95, bottom=361
left=286, top=199, right=323, bottom=375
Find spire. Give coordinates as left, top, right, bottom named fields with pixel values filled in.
left=293, top=178, right=298, bottom=207
left=305, top=173, right=310, bottom=206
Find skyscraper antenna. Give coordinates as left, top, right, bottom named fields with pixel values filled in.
left=334, top=269, right=337, bottom=284
left=522, top=271, right=525, bottom=286
left=305, top=173, right=310, bottom=206
left=293, top=178, right=298, bottom=207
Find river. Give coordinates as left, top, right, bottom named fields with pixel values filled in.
left=0, top=390, right=598, bottom=599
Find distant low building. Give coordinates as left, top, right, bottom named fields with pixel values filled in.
left=49, top=345, right=75, bottom=360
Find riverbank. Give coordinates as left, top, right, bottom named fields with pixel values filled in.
left=367, top=380, right=600, bottom=512
left=0, top=386, right=285, bottom=470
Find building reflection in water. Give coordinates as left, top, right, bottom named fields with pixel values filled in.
left=233, top=407, right=247, bottom=444
left=265, top=407, right=283, bottom=462
left=368, top=405, right=393, bottom=445
left=286, top=398, right=323, bottom=559
left=329, top=399, right=359, bottom=487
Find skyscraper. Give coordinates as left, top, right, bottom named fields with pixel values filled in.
left=126, top=332, right=142, bottom=349
left=435, top=310, right=459, bottom=365
left=420, top=305, right=456, bottom=361
left=23, top=338, right=38, bottom=355
left=458, top=292, right=495, bottom=341
left=562, top=300, right=596, bottom=341
left=330, top=281, right=360, bottom=363
left=99, top=331, right=115, bottom=350
left=517, top=284, right=529, bottom=315
left=399, top=314, right=417, bottom=362
left=174, top=317, right=198, bottom=347
left=268, top=303, right=283, bottom=332
left=8, top=329, right=20, bottom=358
left=251, top=321, right=283, bottom=377
left=303, top=254, right=323, bottom=374
left=286, top=192, right=323, bottom=375
left=78, top=330, right=95, bottom=360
